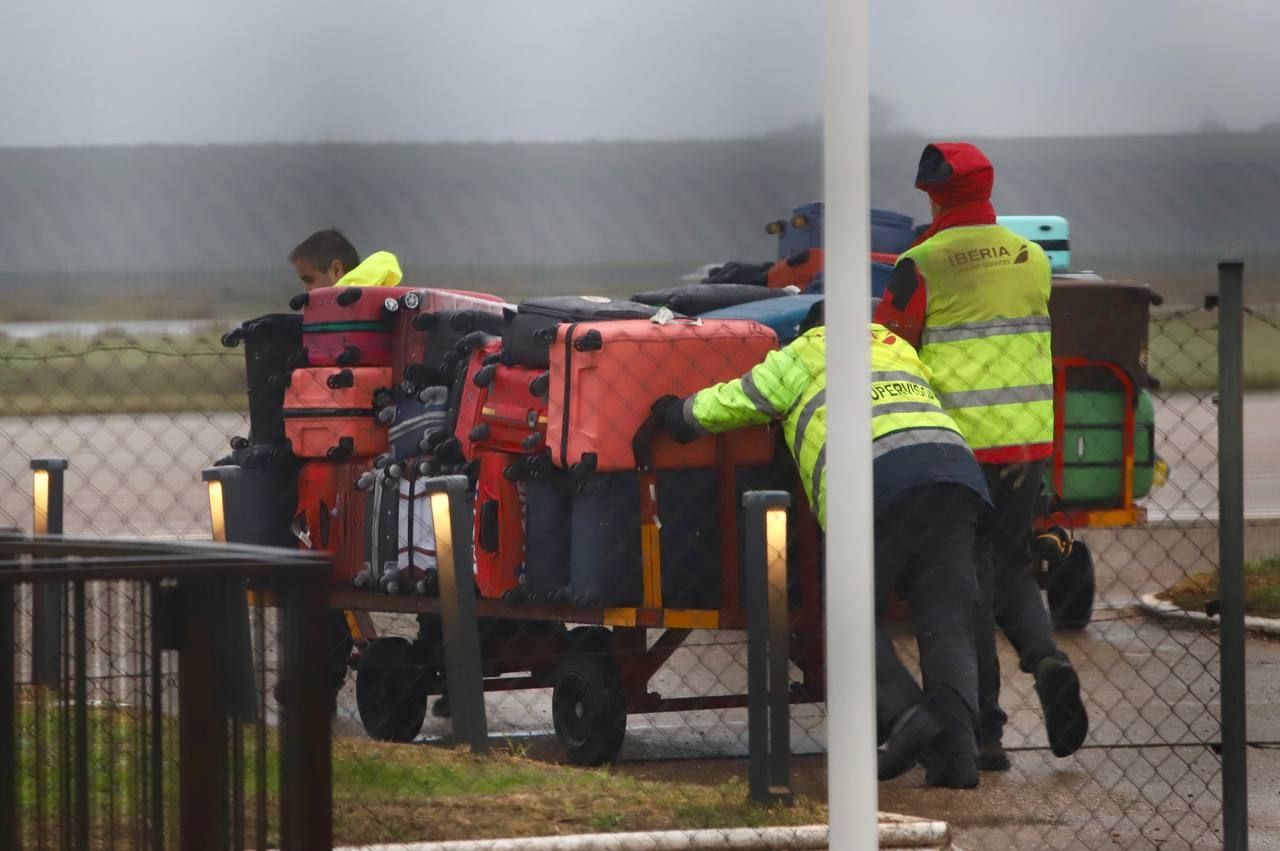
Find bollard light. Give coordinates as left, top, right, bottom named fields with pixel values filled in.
left=30, top=457, right=68, bottom=536
left=743, top=490, right=793, bottom=806
left=202, top=466, right=242, bottom=544
left=424, top=475, right=488, bottom=753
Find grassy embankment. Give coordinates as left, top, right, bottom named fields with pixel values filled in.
left=14, top=703, right=823, bottom=845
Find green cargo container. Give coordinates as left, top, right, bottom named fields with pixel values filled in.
left=1050, top=389, right=1156, bottom=508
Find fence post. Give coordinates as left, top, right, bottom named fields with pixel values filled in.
left=30, top=458, right=67, bottom=687
left=0, top=577, right=16, bottom=851
left=428, top=475, right=489, bottom=753
left=1217, top=260, right=1248, bottom=850
left=744, top=490, right=794, bottom=805
left=277, top=563, right=333, bottom=851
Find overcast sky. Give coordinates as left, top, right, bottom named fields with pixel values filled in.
left=4, top=0, right=1278, bottom=147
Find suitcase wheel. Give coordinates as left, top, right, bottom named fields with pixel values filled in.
left=401, top=291, right=421, bottom=310
left=413, top=569, right=439, bottom=597
left=474, top=363, right=498, bottom=388
left=326, top=438, right=355, bottom=460
left=572, top=329, right=604, bottom=353
left=385, top=463, right=403, bottom=481
left=411, top=312, right=437, bottom=332
left=220, top=330, right=243, bottom=348
left=522, top=433, right=544, bottom=452
left=403, top=365, right=427, bottom=390
left=288, top=292, right=309, bottom=311
left=336, top=346, right=361, bottom=366
left=374, top=454, right=393, bottom=470
left=528, top=372, right=550, bottom=397
left=327, top=369, right=356, bottom=390
left=356, top=471, right=378, bottom=491
left=373, top=389, right=395, bottom=409
left=229, top=435, right=249, bottom=451
left=502, top=461, right=526, bottom=482
left=416, top=458, right=439, bottom=477
left=469, top=424, right=490, bottom=442
left=336, top=287, right=364, bottom=307
left=533, top=326, right=558, bottom=345
left=376, top=406, right=396, bottom=425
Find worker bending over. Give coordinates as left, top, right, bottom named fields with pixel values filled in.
left=647, top=318, right=988, bottom=788
left=875, top=142, right=1088, bottom=769
left=290, top=228, right=403, bottom=291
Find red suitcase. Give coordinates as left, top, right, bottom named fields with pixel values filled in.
left=454, top=338, right=549, bottom=459
left=293, top=285, right=418, bottom=367
left=389, top=288, right=510, bottom=395
left=474, top=452, right=525, bottom=599
left=547, top=318, right=779, bottom=472
left=284, top=366, right=392, bottom=459
left=294, top=459, right=368, bottom=588
left=766, top=248, right=824, bottom=292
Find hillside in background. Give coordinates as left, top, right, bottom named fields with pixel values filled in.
left=1, top=131, right=1277, bottom=316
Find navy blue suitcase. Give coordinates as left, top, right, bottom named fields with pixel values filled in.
left=870, top=208, right=916, bottom=255
left=378, top=385, right=450, bottom=462
left=697, top=295, right=824, bottom=344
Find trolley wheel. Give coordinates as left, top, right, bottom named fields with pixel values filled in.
left=1047, top=541, right=1096, bottom=631
left=551, top=627, right=627, bottom=766
left=355, top=637, right=429, bottom=742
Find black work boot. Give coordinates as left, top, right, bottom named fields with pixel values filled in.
left=978, top=739, right=1012, bottom=771
left=878, top=705, right=943, bottom=781
left=1035, top=656, right=1089, bottom=758
left=925, top=751, right=979, bottom=789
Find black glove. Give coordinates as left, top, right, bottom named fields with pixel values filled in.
left=632, top=395, right=700, bottom=471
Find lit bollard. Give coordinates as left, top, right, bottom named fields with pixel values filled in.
left=426, top=475, right=489, bottom=753
left=201, top=465, right=258, bottom=722
left=31, top=457, right=68, bottom=687
left=744, top=490, right=794, bottom=806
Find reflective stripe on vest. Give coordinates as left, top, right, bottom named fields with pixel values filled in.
left=899, top=225, right=1054, bottom=451
left=869, top=326, right=969, bottom=453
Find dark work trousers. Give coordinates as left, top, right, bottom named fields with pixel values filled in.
left=875, top=483, right=983, bottom=756
left=975, top=459, right=1064, bottom=742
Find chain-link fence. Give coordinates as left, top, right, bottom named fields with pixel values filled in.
left=0, top=281, right=1267, bottom=848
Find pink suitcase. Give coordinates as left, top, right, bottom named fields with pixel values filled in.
left=547, top=318, right=779, bottom=472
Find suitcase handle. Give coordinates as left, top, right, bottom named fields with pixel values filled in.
left=327, top=369, right=355, bottom=390
left=336, top=346, right=361, bottom=366
left=336, top=287, right=363, bottom=307
left=289, top=292, right=309, bottom=311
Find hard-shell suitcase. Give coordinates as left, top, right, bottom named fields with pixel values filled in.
left=389, top=290, right=510, bottom=394
left=379, top=385, right=449, bottom=462
left=999, top=215, right=1070, bottom=273
left=697, top=294, right=825, bottom=345
left=569, top=472, right=643, bottom=607
left=474, top=452, right=525, bottom=600
left=294, top=459, right=367, bottom=588
left=773, top=201, right=824, bottom=260
left=630, top=284, right=784, bottom=315
left=869, top=208, right=916, bottom=256
left=547, top=318, right=778, bottom=473
left=293, top=285, right=418, bottom=367
left=520, top=471, right=573, bottom=602
left=221, top=313, right=303, bottom=445
left=217, top=440, right=302, bottom=550
left=359, top=468, right=438, bottom=595
left=503, top=296, right=663, bottom=369
left=407, top=309, right=508, bottom=391
left=283, top=366, right=392, bottom=459
left=455, top=338, right=549, bottom=459
left=766, top=248, right=824, bottom=292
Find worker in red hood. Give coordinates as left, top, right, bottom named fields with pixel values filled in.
left=874, top=143, right=1088, bottom=772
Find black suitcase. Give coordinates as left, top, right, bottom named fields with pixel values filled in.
left=378, top=385, right=450, bottom=462
left=521, top=471, right=573, bottom=602
left=409, top=309, right=508, bottom=391
left=503, top=296, right=663, bottom=369
left=630, top=284, right=785, bottom=315
left=656, top=469, right=721, bottom=610
left=221, top=313, right=304, bottom=445
left=569, top=472, right=643, bottom=607
left=215, top=440, right=302, bottom=550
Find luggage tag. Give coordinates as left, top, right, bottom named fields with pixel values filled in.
left=649, top=308, right=702, bottom=327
